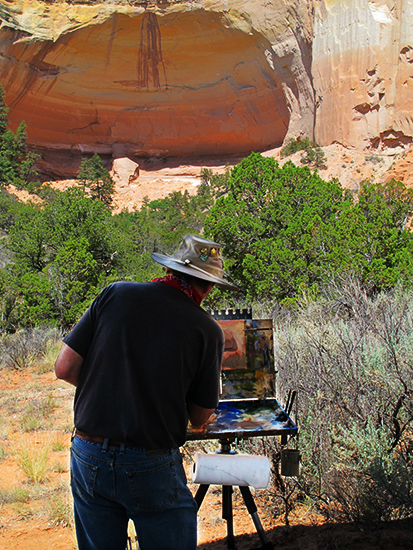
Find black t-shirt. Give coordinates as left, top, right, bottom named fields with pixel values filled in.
left=64, top=282, right=224, bottom=449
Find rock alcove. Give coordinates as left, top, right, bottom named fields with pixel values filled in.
left=2, top=9, right=290, bottom=160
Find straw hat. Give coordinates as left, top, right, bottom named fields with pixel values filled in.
left=151, top=235, right=240, bottom=292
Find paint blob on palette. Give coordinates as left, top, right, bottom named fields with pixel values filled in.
left=220, top=319, right=275, bottom=400
left=187, top=398, right=298, bottom=440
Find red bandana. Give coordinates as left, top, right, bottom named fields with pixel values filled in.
left=152, top=274, right=203, bottom=305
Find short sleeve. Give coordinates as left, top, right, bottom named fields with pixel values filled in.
left=63, top=284, right=114, bottom=358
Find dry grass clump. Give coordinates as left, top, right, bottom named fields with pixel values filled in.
left=0, top=487, right=30, bottom=506
left=16, top=436, right=50, bottom=483
left=0, top=327, right=61, bottom=371
left=19, top=392, right=58, bottom=433
left=36, top=337, right=63, bottom=374
left=44, top=484, right=74, bottom=528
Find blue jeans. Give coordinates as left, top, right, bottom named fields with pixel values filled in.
left=70, top=436, right=197, bottom=550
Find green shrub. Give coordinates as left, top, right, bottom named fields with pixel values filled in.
left=300, top=145, right=327, bottom=169
left=280, top=137, right=327, bottom=169
left=281, top=137, right=314, bottom=158
left=365, top=154, right=383, bottom=165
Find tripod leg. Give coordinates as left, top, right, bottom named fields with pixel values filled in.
left=195, top=484, right=209, bottom=510
left=240, top=486, right=273, bottom=550
left=222, top=486, right=237, bottom=550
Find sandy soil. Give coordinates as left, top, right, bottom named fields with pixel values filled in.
left=1, top=367, right=413, bottom=550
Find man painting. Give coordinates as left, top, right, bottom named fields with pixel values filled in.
left=54, top=235, right=239, bottom=550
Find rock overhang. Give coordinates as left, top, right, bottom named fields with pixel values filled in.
left=3, top=0, right=413, bottom=174
left=0, top=5, right=291, bottom=161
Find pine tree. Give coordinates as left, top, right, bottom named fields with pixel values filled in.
left=77, top=154, right=115, bottom=208
left=0, top=83, right=9, bottom=137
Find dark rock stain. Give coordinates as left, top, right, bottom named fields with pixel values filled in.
left=9, top=41, right=61, bottom=113
left=105, top=13, right=119, bottom=70
left=137, top=12, right=166, bottom=90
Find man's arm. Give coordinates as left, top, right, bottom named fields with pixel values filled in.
left=187, top=400, right=215, bottom=430
left=54, top=343, right=84, bottom=387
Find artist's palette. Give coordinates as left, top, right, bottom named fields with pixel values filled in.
left=187, top=398, right=298, bottom=440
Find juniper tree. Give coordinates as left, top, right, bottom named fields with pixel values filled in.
left=77, top=153, right=115, bottom=208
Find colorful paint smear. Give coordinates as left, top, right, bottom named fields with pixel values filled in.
left=187, top=398, right=297, bottom=441
left=219, top=319, right=275, bottom=399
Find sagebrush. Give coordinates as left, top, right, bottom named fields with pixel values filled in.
left=273, top=279, right=413, bottom=522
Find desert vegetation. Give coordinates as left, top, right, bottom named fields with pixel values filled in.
left=0, top=330, right=74, bottom=535
left=281, top=137, right=327, bottom=170
left=273, top=279, right=413, bottom=524
left=1, top=85, right=413, bottom=329
left=1, top=285, right=413, bottom=544
left=1, top=82, right=413, bottom=543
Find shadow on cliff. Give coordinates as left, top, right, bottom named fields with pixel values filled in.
left=138, top=154, right=246, bottom=172
left=197, top=518, right=413, bottom=550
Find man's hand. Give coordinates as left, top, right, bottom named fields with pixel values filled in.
left=54, top=344, right=84, bottom=387
left=187, top=400, right=215, bottom=431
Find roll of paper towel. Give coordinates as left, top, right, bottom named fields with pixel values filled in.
left=191, top=453, right=271, bottom=489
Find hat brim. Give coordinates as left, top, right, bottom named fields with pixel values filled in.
left=151, top=252, right=240, bottom=292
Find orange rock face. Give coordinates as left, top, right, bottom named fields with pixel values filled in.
left=3, top=0, right=412, bottom=176
left=0, top=6, right=290, bottom=160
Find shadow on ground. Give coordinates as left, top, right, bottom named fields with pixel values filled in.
left=197, top=518, right=413, bottom=550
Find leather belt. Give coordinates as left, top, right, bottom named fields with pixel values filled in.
left=73, top=429, right=169, bottom=455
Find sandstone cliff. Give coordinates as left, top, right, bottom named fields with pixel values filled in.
left=313, top=0, right=413, bottom=151
left=0, top=0, right=412, bottom=173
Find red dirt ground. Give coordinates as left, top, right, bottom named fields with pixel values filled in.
left=1, top=369, right=413, bottom=549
